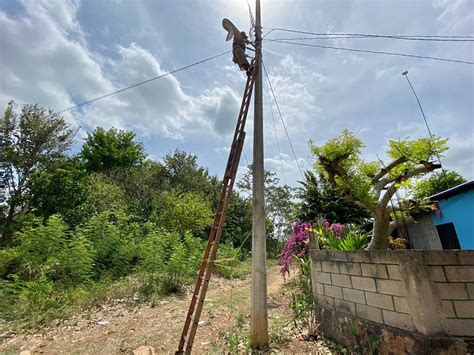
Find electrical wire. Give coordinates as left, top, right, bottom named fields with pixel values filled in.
left=266, top=35, right=474, bottom=42
left=264, top=75, right=287, bottom=185
left=58, top=50, right=232, bottom=114
left=266, top=39, right=474, bottom=65
left=262, top=61, right=305, bottom=180
left=264, top=27, right=474, bottom=40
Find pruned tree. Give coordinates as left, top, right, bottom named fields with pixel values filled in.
left=309, top=129, right=447, bottom=250
left=0, top=102, right=74, bottom=245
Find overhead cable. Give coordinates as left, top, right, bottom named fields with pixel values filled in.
left=266, top=35, right=474, bottom=42
left=266, top=40, right=474, bottom=65
left=264, top=76, right=287, bottom=185
left=264, top=27, right=474, bottom=40
left=58, top=50, right=231, bottom=114
left=262, top=61, right=305, bottom=180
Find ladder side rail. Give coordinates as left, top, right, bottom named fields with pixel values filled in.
left=177, top=69, right=256, bottom=354
left=185, top=133, right=247, bottom=353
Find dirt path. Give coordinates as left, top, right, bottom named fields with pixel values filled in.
left=1, top=266, right=310, bottom=354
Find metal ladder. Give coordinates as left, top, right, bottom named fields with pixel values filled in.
left=176, top=61, right=257, bottom=354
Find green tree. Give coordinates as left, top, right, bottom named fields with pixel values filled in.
left=154, top=191, right=213, bottom=236
left=298, top=171, right=371, bottom=225
left=29, top=158, right=90, bottom=227
left=309, top=129, right=447, bottom=250
left=80, top=127, right=146, bottom=172
left=101, top=161, right=169, bottom=223
left=411, top=170, right=466, bottom=200
left=163, top=150, right=221, bottom=203
left=237, top=166, right=296, bottom=240
left=0, top=102, right=74, bottom=246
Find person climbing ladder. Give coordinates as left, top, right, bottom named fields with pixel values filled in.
left=222, top=18, right=254, bottom=76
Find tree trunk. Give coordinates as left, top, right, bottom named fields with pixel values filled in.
left=1, top=202, right=16, bottom=247
left=367, top=209, right=390, bottom=250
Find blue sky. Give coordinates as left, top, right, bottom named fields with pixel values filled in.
left=1, top=0, right=473, bottom=188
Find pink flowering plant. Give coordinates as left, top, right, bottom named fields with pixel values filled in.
left=279, top=218, right=368, bottom=277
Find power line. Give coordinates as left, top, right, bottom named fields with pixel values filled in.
left=264, top=74, right=287, bottom=185
left=58, top=50, right=231, bottom=114
left=262, top=61, right=304, bottom=180
left=264, top=27, right=474, bottom=40
left=266, top=35, right=474, bottom=42
left=266, top=39, right=474, bottom=65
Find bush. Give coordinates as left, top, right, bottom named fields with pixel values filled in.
left=138, top=227, right=204, bottom=295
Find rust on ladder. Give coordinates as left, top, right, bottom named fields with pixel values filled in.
left=176, top=59, right=257, bottom=355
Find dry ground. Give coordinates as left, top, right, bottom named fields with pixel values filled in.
left=0, top=266, right=333, bottom=354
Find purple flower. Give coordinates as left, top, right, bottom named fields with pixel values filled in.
left=330, top=223, right=345, bottom=238
left=279, top=221, right=313, bottom=277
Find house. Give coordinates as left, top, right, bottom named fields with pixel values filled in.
left=406, top=181, right=474, bottom=250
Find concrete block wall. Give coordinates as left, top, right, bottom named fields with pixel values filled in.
left=310, top=250, right=474, bottom=339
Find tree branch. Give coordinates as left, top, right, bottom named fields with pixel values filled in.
left=389, top=215, right=415, bottom=234
left=371, top=156, right=407, bottom=184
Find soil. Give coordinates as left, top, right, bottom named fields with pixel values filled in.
left=0, top=266, right=333, bottom=354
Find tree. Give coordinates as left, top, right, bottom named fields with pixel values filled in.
left=29, top=158, right=90, bottom=227
left=309, top=129, right=447, bottom=250
left=237, top=166, right=296, bottom=240
left=0, top=102, right=74, bottom=245
left=80, top=127, right=146, bottom=172
left=163, top=150, right=221, bottom=203
left=411, top=170, right=466, bottom=200
left=298, top=170, right=371, bottom=225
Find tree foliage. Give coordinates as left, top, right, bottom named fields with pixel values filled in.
left=298, top=171, right=371, bottom=225
left=80, top=127, right=146, bottom=172
left=411, top=170, right=466, bottom=200
left=309, top=129, right=448, bottom=249
left=0, top=102, right=74, bottom=245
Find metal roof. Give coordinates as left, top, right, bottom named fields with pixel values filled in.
left=429, top=181, right=474, bottom=201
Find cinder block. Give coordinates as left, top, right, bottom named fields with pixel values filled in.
left=351, top=276, right=377, bottom=292
left=324, top=284, right=343, bottom=299
left=321, top=261, right=340, bottom=274
left=453, top=300, right=474, bottom=318
left=339, top=262, right=362, bottom=276
left=383, top=310, right=415, bottom=331
left=456, top=250, right=474, bottom=265
left=444, top=266, right=474, bottom=282
left=347, top=252, right=370, bottom=263
left=436, top=283, right=468, bottom=300
left=326, top=251, right=348, bottom=262
left=356, top=304, right=383, bottom=323
left=424, top=251, right=459, bottom=265
left=441, top=300, right=455, bottom=318
left=376, top=279, right=406, bottom=296
left=315, top=271, right=331, bottom=284
left=467, top=283, right=474, bottom=299
left=316, top=282, right=324, bottom=295
left=444, top=319, right=474, bottom=337
left=313, top=260, right=322, bottom=272
left=387, top=265, right=402, bottom=280
left=368, top=251, right=401, bottom=265
left=335, top=298, right=356, bottom=315
left=393, top=297, right=410, bottom=314
left=342, top=287, right=366, bottom=304
left=331, top=273, right=352, bottom=288
left=365, top=292, right=394, bottom=310
left=318, top=295, right=335, bottom=309
left=361, top=263, right=389, bottom=279
left=429, top=266, right=447, bottom=282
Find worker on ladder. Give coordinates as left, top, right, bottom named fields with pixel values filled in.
left=222, top=18, right=254, bottom=76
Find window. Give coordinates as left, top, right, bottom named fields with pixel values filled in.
left=436, top=223, right=461, bottom=249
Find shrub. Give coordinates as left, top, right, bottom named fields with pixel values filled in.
left=138, top=227, right=204, bottom=295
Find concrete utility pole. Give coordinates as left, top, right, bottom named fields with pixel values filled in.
left=251, top=0, right=269, bottom=350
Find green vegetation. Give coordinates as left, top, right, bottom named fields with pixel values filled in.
left=0, top=102, right=257, bottom=328
left=307, top=129, right=448, bottom=249
left=411, top=170, right=466, bottom=200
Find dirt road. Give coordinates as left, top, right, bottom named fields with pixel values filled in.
left=1, top=266, right=312, bottom=354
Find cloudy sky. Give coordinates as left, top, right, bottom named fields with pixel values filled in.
left=1, top=0, right=473, bottom=188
